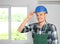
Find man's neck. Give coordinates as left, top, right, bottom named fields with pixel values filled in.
left=38, top=21, right=46, bottom=28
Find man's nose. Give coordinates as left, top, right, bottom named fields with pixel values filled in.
left=38, top=16, right=41, bottom=18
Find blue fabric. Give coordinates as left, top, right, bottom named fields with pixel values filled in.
left=35, top=6, right=48, bottom=14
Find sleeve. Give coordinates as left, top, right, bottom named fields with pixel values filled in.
left=51, top=24, right=59, bottom=44
left=21, top=25, right=31, bottom=33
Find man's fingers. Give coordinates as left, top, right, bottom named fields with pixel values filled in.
left=27, top=12, right=34, bottom=19
left=30, top=12, right=34, bottom=15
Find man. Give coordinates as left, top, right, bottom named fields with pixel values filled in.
left=18, top=6, right=59, bottom=44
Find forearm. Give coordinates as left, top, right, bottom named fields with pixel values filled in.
left=17, top=17, right=30, bottom=32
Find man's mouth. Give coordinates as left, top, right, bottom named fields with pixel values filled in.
left=38, top=18, right=42, bottom=20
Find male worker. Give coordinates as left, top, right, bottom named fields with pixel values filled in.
left=18, top=6, right=59, bottom=44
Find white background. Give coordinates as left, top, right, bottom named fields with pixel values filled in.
left=0, top=0, right=60, bottom=44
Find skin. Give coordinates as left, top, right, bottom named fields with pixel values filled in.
left=36, top=12, right=47, bottom=28
left=18, top=12, right=47, bottom=32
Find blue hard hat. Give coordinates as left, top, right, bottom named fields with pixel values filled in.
left=35, top=6, right=48, bottom=14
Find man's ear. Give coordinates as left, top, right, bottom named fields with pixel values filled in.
left=45, top=14, right=47, bottom=17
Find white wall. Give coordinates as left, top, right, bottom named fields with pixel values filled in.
left=0, top=0, right=37, bottom=44
left=0, top=0, right=60, bottom=44
left=38, top=0, right=60, bottom=1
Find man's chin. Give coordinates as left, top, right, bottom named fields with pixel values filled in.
left=38, top=21, right=44, bottom=23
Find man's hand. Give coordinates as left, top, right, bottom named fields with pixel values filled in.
left=27, top=12, right=34, bottom=19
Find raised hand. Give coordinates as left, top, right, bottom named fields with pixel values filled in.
left=27, top=12, right=34, bottom=19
